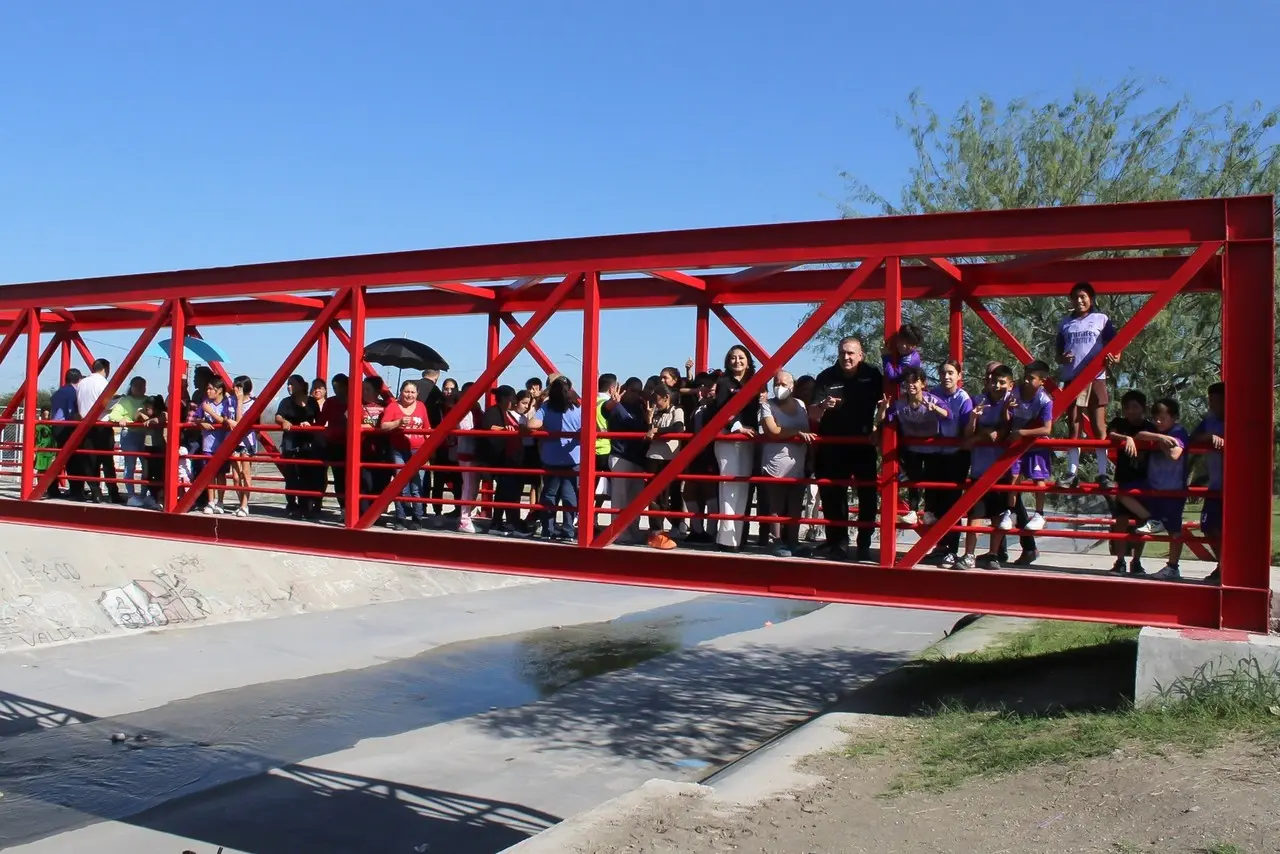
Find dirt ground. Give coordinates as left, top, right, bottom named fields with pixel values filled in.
left=576, top=738, right=1280, bottom=854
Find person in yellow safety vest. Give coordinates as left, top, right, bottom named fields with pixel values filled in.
left=594, top=373, right=618, bottom=507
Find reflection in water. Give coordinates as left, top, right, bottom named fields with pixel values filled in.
left=518, top=596, right=825, bottom=698
left=0, top=594, right=826, bottom=848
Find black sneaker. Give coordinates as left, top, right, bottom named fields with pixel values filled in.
left=1056, top=474, right=1079, bottom=490
left=1013, top=550, right=1039, bottom=567
left=976, top=554, right=1002, bottom=570
left=927, top=548, right=951, bottom=565
left=387, top=520, right=405, bottom=531
left=1111, top=558, right=1127, bottom=574
left=1151, top=563, right=1181, bottom=581
left=404, top=519, right=421, bottom=531
left=814, top=543, right=849, bottom=562
left=1096, top=474, right=1114, bottom=490
left=855, top=546, right=872, bottom=562
left=1204, top=567, right=1221, bottom=585
left=939, top=553, right=957, bottom=569
left=1129, top=559, right=1146, bottom=576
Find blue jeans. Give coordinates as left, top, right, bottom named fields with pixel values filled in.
left=540, top=471, right=578, bottom=538
left=393, top=448, right=425, bottom=520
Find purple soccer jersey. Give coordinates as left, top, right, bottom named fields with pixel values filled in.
left=1008, top=386, right=1053, bottom=431
left=969, top=391, right=1008, bottom=477
left=882, top=349, right=922, bottom=383
left=1056, top=311, right=1117, bottom=381
left=888, top=392, right=944, bottom=450
left=928, top=386, right=974, bottom=455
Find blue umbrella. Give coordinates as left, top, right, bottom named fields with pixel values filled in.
left=147, top=336, right=230, bottom=364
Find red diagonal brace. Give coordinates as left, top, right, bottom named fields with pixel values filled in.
left=1, top=332, right=61, bottom=424
left=255, top=294, right=327, bottom=309
left=0, top=313, right=28, bottom=367
left=899, top=241, right=1222, bottom=568
left=711, top=306, right=772, bottom=363
left=175, top=292, right=351, bottom=514
left=69, top=333, right=96, bottom=369
left=650, top=271, right=706, bottom=290
left=594, top=258, right=887, bottom=547
left=32, top=303, right=174, bottom=499
left=500, top=313, right=559, bottom=376
left=329, top=321, right=383, bottom=380
left=431, top=281, right=496, bottom=299
left=926, top=257, right=1036, bottom=366
left=354, top=272, right=583, bottom=528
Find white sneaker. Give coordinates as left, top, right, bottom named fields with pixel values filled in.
left=997, top=510, right=1015, bottom=531
left=234, top=507, right=249, bottom=518
left=202, top=505, right=215, bottom=516
left=1025, top=512, right=1047, bottom=532
left=458, top=520, right=477, bottom=534
left=1135, top=519, right=1166, bottom=535
left=126, top=495, right=144, bottom=508
left=922, top=512, right=938, bottom=526
left=213, top=505, right=226, bottom=515
left=901, top=510, right=919, bottom=526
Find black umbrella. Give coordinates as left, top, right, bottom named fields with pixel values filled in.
left=362, top=338, right=450, bottom=372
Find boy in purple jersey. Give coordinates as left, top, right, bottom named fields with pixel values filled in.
left=959, top=364, right=1015, bottom=570
left=998, top=361, right=1053, bottom=536
left=1122, top=398, right=1190, bottom=580
left=882, top=367, right=948, bottom=527
left=1191, top=382, right=1225, bottom=585
left=1055, top=282, right=1120, bottom=488
left=925, top=359, right=974, bottom=566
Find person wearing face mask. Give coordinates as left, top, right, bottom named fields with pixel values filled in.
left=759, top=371, right=816, bottom=558
left=810, top=336, right=883, bottom=561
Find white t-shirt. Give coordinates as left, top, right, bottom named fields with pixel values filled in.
left=75, top=372, right=110, bottom=422
left=759, top=399, right=810, bottom=478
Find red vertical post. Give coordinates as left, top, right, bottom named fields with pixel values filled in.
left=59, top=335, right=72, bottom=381
left=578, top=272, right=601, bottom=545
left=949, top=295, right=964, bottom=363
left=164, top=300, right=187, bottom=512
left=695, top=304, right=710, bottom=374
left=345, top=287, right=367, bottom=529
left=879, top=257, right=902, bottom=565
left=19, top=309, right=40, bottom=499
left=316, top=327, right=329, bottom=382
left=1219, top=198, right=1274, bottom=629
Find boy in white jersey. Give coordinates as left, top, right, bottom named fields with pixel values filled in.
left=1056, top=281, right=1120, bottom=488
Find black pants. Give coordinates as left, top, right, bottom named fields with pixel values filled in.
left=144, top=438, right=166, bottom=503
left=900, top=449, right=928, bottom=511
left=52, top=426, right=79, bottom=498
left=928, top=451, right=971, bottom=554
left=817, top=445, right=877, bottom=551
left=84, top=426, right=120, bottom=501
left=999, top=494, right=1037, bottom=559
left=328, top=444, right=347, bottom=510
left=283, top=446, right=325, bottom=517
left=430, top=449, right=460, bottom=516
left=493, top=470, right=524, bottom=528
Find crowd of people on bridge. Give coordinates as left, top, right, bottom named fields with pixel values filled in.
left=33, top=283, right=1225, bottom=581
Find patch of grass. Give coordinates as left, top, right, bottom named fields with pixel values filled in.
left=1200, top=844, right=1244, bottom=854
left=965, top=620, right=1140, bottom=663
left=850, top=622, right=1280, bottom=795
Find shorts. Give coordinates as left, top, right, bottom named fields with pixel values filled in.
left=1069, top=378, right=1110, bottom=410
left=968, top=473, right=1013, bottom=520
left=1140, top=496, right=1186, bottom=534
left=1200, top=498, right=1222, bottom=536
left=1113, top=481, right=1145, bottom=519
left=1011, top=450, right=1052, bottom=482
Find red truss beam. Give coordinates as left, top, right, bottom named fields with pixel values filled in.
left=595, top=258, right=886, bottom=547
left=12, top=255, right=1225, bottom=332
left=0, top=197, right=1247, bottom=311
left=32, top=303, right=174, bottom=499
left=355, top=272, right=583, bottom=529
left=0, top=196, right=1271, bottom=634
left=900, top=241, right=1224, bottom=568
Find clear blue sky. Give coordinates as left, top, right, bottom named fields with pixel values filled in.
left=1, top=0, right=1277, bottom=395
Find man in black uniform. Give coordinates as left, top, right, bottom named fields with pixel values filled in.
left=810, top=336, right=882, bottom=561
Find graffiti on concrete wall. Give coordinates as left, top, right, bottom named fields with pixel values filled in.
left=98, top=565, right=212, bottom=630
